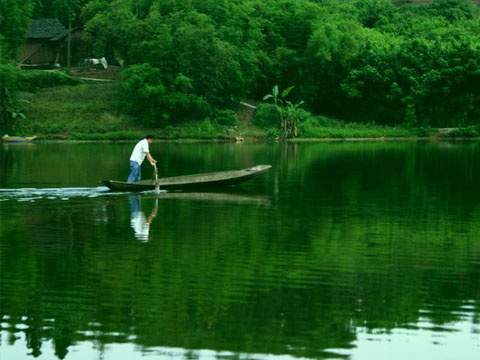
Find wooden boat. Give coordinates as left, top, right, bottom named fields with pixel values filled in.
left=2, top=135, right=37, bottom=143
left=102, top=165, right=271, bottom=191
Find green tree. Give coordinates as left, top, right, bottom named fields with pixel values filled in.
left=0, top=0, right=33, bottom=61
left=40, top=0, right=480, bottom=127
left=429, top=0, right=477, bottom=22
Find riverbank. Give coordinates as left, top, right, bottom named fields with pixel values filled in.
left=13, top=82, right=480, bottom=141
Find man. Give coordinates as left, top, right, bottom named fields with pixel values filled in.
left=127, top=135, right=156, bottom=183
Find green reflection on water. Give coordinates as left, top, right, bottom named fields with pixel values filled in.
left=0, top=141, right=479, bottom=360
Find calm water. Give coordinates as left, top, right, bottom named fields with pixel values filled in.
left=1, top=141, right=479, bottom=360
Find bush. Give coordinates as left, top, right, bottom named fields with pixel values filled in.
left=429, top=0, right=476, bottom=22
left=163, top=91, right=210, bottom=122
left=252, top=103, right=279, bottom=127
left=414, top=127, right=435, bottom=137
left=444, top=126, right=480, bottom=138
left=0, top=64, right=23, bottom=132
left=0, top=64, right=20, bottom=90
left=215, top=109, right=238, bottom=125
left=122, top=64, right=211, bottom=126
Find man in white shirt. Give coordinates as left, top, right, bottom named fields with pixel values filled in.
left=127, top=135, right=157, bottom=183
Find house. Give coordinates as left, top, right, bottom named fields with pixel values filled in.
left=19, top=18, right=68, bottom=68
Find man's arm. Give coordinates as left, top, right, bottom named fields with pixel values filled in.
left=146, top=152, right=156, bottom=165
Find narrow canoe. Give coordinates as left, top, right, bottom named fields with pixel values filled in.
left=102, top=165, right=272, bottom=191
left=2, top=135, right=37, bottom=143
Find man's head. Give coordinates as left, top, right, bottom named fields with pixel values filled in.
left=145, top=134, right=154, bottom=144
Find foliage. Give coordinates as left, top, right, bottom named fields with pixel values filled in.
left=263, top=85, right=304, bottom=137
left=69, top=130, right=143, bottom=140
left=252, top=103, right=280, bottom=128
left=19, top=70, right=82, bottom=89
left=0, top=64, right=23, bottom=133
left=121, top=64, right=210, bottom=126
left=15, top=0, right=480, bottom=128
left=0, top=0, right=33, bottom=61
left=16, top=82, right=133, bottom=135
left=17, top=79, right=440, bottom=140
left=0, top=64, right=20, bottom=89
left=215, top=109, right=238, bottom=126
left=0, top=66, right=81, bottom=90
left=32, top=0, right=87, bottom=27
left=0, top=64, right=81, bottom=132
left=443, top=125, right=480, bottom=138
left=429, top=0, right=477, bottom=22
left=0, top=87, right=29, bottom=133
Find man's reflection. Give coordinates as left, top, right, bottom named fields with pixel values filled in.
left=128, top=195, right=158, bottom=242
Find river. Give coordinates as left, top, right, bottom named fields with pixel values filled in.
left=1, top=141, right=479, bottom=360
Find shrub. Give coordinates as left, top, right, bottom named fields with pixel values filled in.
left=414, top=127, right=435, bottom=137
left=122, top=64, right=211, bottom=126
left=215, top=109, right=238, bottom=125
left=444, top=126, right=480, bottom=138
left=0, top=64, right=20, bottom=89
left=163, top=91, right=210, bottom=122
left=429, top=0, right=476, bottom=22
left=0, top=64, right=23, bottom=132
left=297, top=117, right=318, bottom=137
left=252, top=103, right=279, bottom=127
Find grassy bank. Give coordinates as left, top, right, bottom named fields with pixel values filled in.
left=17, top=82, right=137, bottom=139
left=11, top=82, right=477, bottom=141
left=15, top=82, right=241, bottom=140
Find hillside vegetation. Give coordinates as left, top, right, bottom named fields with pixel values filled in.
left=2, top=0, right=480, bottom=138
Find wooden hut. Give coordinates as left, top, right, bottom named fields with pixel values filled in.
left=19, top=19, right=68, bottom=68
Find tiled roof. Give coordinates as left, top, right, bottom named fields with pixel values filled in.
left=26, top=18, right=68, bottom=40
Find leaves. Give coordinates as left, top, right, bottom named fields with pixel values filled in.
left=0, top=0, right=33, bottom=61
left=281, top=86, right=294, bottom=99
left=8, top=0, right=480, bottom=128
left=272, top=85, right=279, bottom=98
left=263, top=84, right=303, bottom=138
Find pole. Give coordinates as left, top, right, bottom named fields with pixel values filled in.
left=153, top=163, right=160, bottom=194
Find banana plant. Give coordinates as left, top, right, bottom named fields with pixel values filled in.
left=263, top=85, right=302, bottom=138
left=284, top=100, right=305, bottom=137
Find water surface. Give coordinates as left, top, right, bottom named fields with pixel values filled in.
left=1, top=141, right=479, bottom=360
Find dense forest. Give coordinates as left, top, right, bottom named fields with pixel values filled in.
left=2, top=0, right=480, bottom=129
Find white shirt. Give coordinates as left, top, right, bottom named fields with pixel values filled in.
left=129, top=139, right=149, bottom=165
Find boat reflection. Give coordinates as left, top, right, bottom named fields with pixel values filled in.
left=128, top=191, right=269, bottom=241
left=2, top=142, right=36, bottom=149
left=156, top=191, right=271, bottom=205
